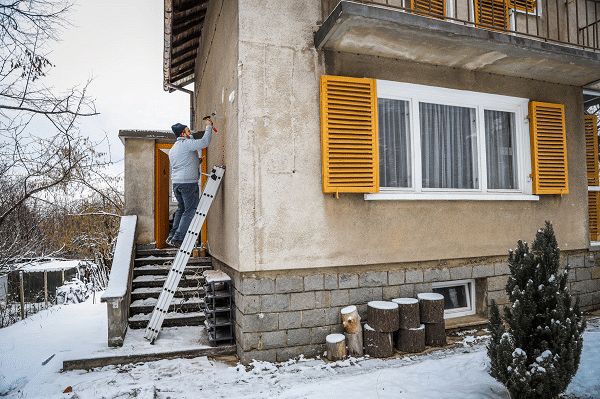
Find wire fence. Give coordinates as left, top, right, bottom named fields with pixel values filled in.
left=0, top=260, right=109, bottom=328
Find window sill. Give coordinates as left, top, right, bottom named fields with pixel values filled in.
left=364, top=192, right=540, bottom=201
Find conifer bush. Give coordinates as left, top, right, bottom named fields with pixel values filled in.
left=487, top=222, right=586, bottom=399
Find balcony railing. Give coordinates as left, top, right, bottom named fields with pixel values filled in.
left=322, top=0, right=600, bottom=52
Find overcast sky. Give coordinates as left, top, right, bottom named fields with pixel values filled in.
left=45, top=0, right=190, bottom=175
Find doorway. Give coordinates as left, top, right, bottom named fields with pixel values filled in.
left=154, top=143, right=173, bottom=249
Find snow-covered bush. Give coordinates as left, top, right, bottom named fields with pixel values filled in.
left=55, top=278, right=92, bottom=305
left=487, top=222, right=586, bottom=399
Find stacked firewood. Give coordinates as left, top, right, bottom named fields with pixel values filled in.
left=326, top=292, right=447, bottom=361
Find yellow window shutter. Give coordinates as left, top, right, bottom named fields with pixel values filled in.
left=510, top=0, right=536, bottom=13
left=411, top=0, right=446, bottom=18
left=585, top=115, right=599, bottom=185
left=474, top=0, right=509, bottom=30
left=529, top=101, right=568, bottom=195
left=585, top=114, right=600, bottom=241
left=320, top=75, right=379, bottom=195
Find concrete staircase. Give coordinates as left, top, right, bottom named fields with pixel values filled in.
left=128, top=248, right=212, bottom=329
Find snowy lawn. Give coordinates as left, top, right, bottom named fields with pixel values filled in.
left=1, top=297, right=599, bottom=399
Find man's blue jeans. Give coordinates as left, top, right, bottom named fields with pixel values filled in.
left=169, top=183, right=199, bottom=242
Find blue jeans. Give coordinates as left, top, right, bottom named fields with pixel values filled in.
left=169, top=183, right=200, bottom=242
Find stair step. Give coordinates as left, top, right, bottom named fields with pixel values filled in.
left=132, top=274, right=204, bottom=289
left=133, top=264, right=212, bottom=277
left=136, top=248, right=180, bottom=257
left=128, top=311, right=205, bottom=329
left=134, top=256, right=212, bottom=267
left=129, top=297, right=204, bottom=315
left=131, top=286, right=204, bottom=301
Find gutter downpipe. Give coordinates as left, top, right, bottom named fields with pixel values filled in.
left=166, top=83, right=195, bottom=130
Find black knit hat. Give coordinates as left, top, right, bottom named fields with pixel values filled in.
left=171, top=123, right=187, bottom=137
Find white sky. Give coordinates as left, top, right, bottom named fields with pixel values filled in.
left=44, top=0, right=190, bottom=175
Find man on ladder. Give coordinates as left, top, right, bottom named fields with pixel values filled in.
left=167, top=117, right=215, bottom=248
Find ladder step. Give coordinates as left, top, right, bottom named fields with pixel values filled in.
left=133, top=265, right=212, bottom=277
left=134, top=256, right=212, bottom=266
left=129, top=311, right=205, bottom=329
left=131, top=286, right=204, bottom=301
left=132, top=274, right=204, bottom=289
left=130, top=297, right=204, bottom=315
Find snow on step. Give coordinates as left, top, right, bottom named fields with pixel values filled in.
left=368, top=301, right=399, bottom=310
left=130, top=297, right=204, bottom=307
left=417, top=293, right=444, bottom=301
left=129, top=311, right=204, bottom=322
left=132, top=286, right=200, bottom=294
left=132, top=275, right=203, bottom=283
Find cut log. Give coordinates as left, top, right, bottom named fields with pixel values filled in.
left=396, top=324, right=426, bottom=353
left=326, top=333, right=347, bottom=361
left=392, top=297, right=420, bottom=329
left=341, top=305, right=362, bottom=334
left=341, top=305, right=364, bottom=356
left=364, top=324, right=394, bottom=358
left=367, top=301, right=399, bottom=332
left=417, top=293, right=445, bottom=323
left=345, top=331, right=364, bottom=357
left=424, top=321, right=446, bottom=346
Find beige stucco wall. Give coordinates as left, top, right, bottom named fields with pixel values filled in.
left=123, top=138, right=155, bottom=244
left=195, top=0, right=241, bottom=269
left=228, top=0, right=589, bottom=273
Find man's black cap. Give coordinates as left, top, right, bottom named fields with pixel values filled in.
left=171, top=123, right=187, bottom=137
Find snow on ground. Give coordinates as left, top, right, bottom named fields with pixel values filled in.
left=1, top=297, right=599, bottom=399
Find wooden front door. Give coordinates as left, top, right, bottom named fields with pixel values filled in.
left=155, top=143, right=173, bottom=249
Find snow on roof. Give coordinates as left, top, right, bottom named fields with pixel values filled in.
left=102, top=215, right=137, bottom=301
left=17, top=259, right=82, bottom=273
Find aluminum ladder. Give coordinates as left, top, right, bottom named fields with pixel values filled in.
left=144, top=165, right=225, bottom=343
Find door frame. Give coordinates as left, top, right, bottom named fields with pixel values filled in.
left=154, top=143, right=173, bottom=249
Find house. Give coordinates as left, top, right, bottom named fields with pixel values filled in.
left=112, top=0, right=600, bottom=363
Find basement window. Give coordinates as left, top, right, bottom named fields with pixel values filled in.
left=432, top=279, right=476, bottom=319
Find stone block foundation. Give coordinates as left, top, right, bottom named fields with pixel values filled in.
left=213, top=250, right=600, bottom=364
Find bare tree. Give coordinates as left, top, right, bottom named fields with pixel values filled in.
left=0, top=1, right=123, bottom=271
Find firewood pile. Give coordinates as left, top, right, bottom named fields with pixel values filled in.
left=326, top=292, right=447, bottom=361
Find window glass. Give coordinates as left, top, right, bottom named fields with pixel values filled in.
left=485, top=110, right=518, bottom=189
left=378, top=98, right=411, bottom=188
left=433, top=285, right=469, bottom=310
left=420, top=103, right=478, bottom=189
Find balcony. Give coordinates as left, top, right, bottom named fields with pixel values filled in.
left=317, top=0, right=600, bottom=88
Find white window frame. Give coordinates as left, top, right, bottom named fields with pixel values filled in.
left=432, top=278, right=477, bottom=319
left=366, top=80, right=538, bottom=201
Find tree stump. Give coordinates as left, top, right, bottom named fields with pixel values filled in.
left=424, top=321, right=446, bottom=346
left=341, top=305, right=363, bottom=356
left=326, top=333, right=347, bottom=361
left=396, top=324, right=426, bottom=353
left=392, top=297, right=420, bottom=329
left=417, top=293, right=445, bottom=323
left=367, top=301, right=399, bottom=332
left=364, top=324, right=394, bottom=358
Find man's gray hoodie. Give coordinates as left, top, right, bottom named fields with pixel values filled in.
left=169, top=125, right=213, bottom=183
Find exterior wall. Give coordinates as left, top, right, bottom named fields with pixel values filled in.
left=216, top=251, right=600, bottom=363
left=194, top=0, right=241, bottom=269
left=123, top=138, right=155, bottom=244
left=234, top=0, right=588, bottom=273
